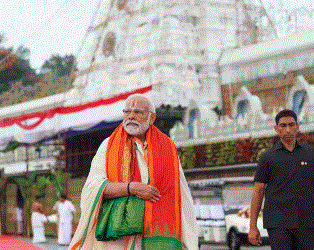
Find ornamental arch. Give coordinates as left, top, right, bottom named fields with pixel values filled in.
left=287, top=75, right=314, bottom=124
left=232, top=86, right=263, bottom=132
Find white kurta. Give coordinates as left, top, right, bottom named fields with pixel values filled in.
left=58, top=200, right=76, bottom=245
left=16, top=207, right=23, bottom=234
left=69, top=138, right=198, bottom=250
left=31, top=212, right=47, bottom=243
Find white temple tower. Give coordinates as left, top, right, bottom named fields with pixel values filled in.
left=65, top=0, right=276, bottom=108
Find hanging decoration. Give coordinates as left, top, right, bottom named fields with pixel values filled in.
left=0, top=86, right=152, bottom=151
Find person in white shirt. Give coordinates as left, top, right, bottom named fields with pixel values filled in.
left=31, top=195, right=47, bottom=243
left=54, top=193, right=76, bottom=246
left=15, top=205, right=23, bottom=235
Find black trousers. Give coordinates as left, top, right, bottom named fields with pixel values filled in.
left=267, top=228, right=314, bottom=250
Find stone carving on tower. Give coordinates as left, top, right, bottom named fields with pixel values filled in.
left=64, top=0, right=276, bottom=110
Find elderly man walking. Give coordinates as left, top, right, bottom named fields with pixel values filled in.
left=69, top=94, right=197, bottom=250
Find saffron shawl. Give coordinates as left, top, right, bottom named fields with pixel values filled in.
left=106, top=124, right=182, bottom=249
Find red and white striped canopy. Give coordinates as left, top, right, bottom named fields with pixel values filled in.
left=0, top=86, right=152, bottom=150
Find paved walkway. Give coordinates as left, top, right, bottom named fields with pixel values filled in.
left=19, top=236, right=69, bottom=250
left=13, top=235, right=272, bottom=250
left=200, top=243, right=271, bottom=250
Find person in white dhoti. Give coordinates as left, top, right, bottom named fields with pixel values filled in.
left=31, top=195, right=47, bottom=243
left=15, top=205, right=23, bottom=235
left=54, top=193, right=76, bottom=246
left=69, top=94, right=198, bottom=250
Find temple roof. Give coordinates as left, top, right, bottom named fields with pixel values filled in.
left=219, top=30, right=314, bottom=67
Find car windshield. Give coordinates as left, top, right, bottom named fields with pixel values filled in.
left=222, top=184, right=254, bottom=210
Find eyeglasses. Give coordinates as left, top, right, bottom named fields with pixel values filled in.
left=123, top=109, right=152, bottom=118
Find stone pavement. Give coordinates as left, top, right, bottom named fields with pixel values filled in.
left=20, top=236, right=69, bottom=250
left=18, top=236, right=272, bottom=250
left=200, top=243, right=271, bottom=250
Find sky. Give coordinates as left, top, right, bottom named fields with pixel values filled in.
left=1, top=0, right=99, bottom=69
left=1, top=0, right=313, bottom=70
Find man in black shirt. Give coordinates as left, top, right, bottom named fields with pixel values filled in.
left=248, top=109, right=314, bottom=250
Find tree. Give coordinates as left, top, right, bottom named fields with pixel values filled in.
left=0, top=33, right=7, bottom=48
left=0, top=34, right=37, bottom=94
left=15, top=45, right=30, bottom=61
left=14, top=45, right=36, bottom=86
left=41, top=54, right=76, bottom=77
left=0, top=47, right=36, bottom=94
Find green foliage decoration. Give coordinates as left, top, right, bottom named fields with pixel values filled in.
left=205, top=143, right=215, bottom=166
left=15, top=171, right=37, bottom=237
left=251, top=137, right=273, bottom=162
left=216, top=140, right=236, bottom=165
left=0, top=142, right=21, bottom=153
left=180, top=146, right=195, bottom=169
left=15, top=172, right=36, bottom=208
left=178, top=135, right=287, bottom=168
left=33, top=175, right=51, bottom=197
left=52, top=169, right=71, bottom=198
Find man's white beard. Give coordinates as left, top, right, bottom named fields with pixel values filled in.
left=123, top=117, right=151, bottom=136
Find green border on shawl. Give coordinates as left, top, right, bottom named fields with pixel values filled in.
left=142, top=236, right=182, bottom=250
left=79, top=179, right=109, bottom=249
